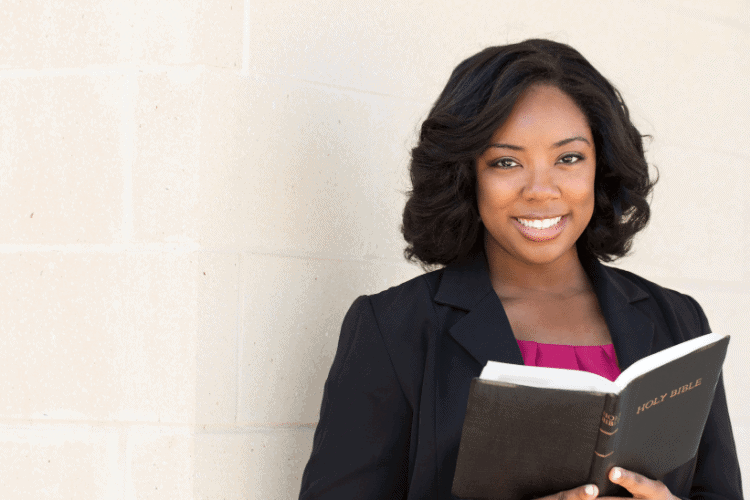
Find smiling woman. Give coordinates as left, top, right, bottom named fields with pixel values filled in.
left=299, top=39, right=743, bottom=500
left=476, top=84, right=596, bottom=267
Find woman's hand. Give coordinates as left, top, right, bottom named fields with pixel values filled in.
left=536, top=483, right=601, bottom=500
left=598, top=467, right=678, bottom=500
left=533, top=467, right=678, bottom=500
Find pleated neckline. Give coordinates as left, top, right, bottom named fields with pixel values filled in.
left=516, top=339, right=621, bottom=382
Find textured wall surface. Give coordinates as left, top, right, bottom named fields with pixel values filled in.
left=1, top=1, right=747, bottom=498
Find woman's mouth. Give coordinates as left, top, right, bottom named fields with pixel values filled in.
left=513, top=215, right=567, bottom=241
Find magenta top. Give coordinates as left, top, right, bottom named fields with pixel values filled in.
left=516, top=340, right=621, bottom=382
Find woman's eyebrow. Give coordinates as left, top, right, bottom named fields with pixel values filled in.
left=487, top=143, right=524, bottom=151
left=487, top=136, right=591, bottom=152
left=553, top=136, right=591, bottom=148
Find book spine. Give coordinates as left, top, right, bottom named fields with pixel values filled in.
left=588, top=393, right=626, bottom=496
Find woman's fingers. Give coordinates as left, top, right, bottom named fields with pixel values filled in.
left=542, top=483, right=599, bottom=500
left=583, top=484, right=599, bottom=499
left=598, top=467, right=675, bottom=500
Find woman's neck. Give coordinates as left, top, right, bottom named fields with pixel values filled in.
left=485, top=245, right=592, bottom=299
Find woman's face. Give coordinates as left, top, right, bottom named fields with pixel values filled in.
left=475, top=84, right=596, bottom=268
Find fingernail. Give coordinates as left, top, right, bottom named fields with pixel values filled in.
left=610, top=467, right=621, bottom=481
left=585, top=484, right=597, bottom=497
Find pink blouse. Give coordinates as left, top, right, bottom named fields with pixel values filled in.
left=516, top=340, right=621, bottom=382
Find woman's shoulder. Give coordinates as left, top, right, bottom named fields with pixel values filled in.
left=601, top=265, right=711, bottom=337
left=352, top=266, right=446, bottom=340
left=337, top=268, right=448, bottom=405
left=342, top=265, right=452, bottom=357
left=367, top=266, right=444, bottom=308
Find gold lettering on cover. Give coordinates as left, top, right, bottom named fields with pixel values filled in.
left=636, top=393, right=668, bottom=414
left=601, top=411, right=620, bottom=427
left=670, top=378, right=702, bottom=398
left=597, top=411, right=619, bottom=461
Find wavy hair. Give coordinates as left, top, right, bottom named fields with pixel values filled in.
left=402, top=39, right=656, bottom=267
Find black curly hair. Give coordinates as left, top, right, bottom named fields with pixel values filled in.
left=402, top=39, right=656, bottom=267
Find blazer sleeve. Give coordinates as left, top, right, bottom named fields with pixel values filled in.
left=684, top=296, right=744, bottom=500
left=299, top=295, right=412, bottom=500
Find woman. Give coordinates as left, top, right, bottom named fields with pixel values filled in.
left=299, top=39, right=743, bottom=500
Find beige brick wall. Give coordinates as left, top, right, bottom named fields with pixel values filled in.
left=1, top=1, right=747, bottom=498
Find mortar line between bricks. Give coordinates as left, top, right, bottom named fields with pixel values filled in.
left=120, top=69, right=136, bottom=244
left=242, top=0, right=251, bottom=76
left=0, top=65, right=210, bottom=78
left=235, top=252, right=244, bottom=425
left=0, top=420, right=317, bottom=430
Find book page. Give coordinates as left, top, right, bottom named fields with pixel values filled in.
left=479, top=332, right=727, bottom=394
left=613, top=332, right=726, bottom=390
left=480, top=362, right=617, bottom=393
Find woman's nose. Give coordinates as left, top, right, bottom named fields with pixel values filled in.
left=522, top=165, right=560, bottom=200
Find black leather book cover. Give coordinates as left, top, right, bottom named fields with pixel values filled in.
left=452, top=336, right=729, bottom=500
left=452, top=379, right=607, bottom=500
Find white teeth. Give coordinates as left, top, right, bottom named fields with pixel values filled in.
left=517, top=216, right=562, bottom=229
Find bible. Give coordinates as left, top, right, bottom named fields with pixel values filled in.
left=451, top=333, right=730, bottom=500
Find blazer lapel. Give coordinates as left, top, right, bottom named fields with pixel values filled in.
left=583, top=255, right=655, bottom=371
left=435, top=252, right=525, bottom=367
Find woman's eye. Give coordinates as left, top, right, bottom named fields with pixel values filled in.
left=558, top=154, right=583, bottom=164
left=493, top=158, right=519, bottom=169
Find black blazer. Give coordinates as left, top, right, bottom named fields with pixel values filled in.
left=299, top=252, right=743, bottom=500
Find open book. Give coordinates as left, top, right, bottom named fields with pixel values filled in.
left=451, top=333, right=730, bottom=500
